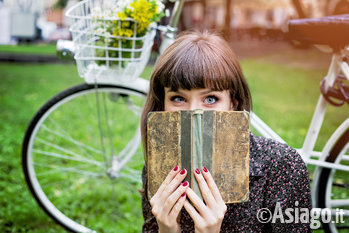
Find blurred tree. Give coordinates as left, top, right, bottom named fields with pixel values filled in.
left=291, top=0, right=307, bottom=18
left=333, top=0, right=349, bottom=14
left=53, top=0, right=68, bottom=9
left=223, top=0, right=232, bottom=40
left=324, top=0, right=332, bottom=15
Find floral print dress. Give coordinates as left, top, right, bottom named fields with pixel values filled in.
left=141, top=133, right=312, bottom=232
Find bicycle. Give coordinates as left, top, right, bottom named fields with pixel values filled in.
left=21, top=0, right=349, bottom=232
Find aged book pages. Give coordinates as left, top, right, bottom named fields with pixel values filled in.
left=147, top=110, right=250, bottom=203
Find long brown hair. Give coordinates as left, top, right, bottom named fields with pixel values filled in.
left=141, top=30, right=252, bottom=151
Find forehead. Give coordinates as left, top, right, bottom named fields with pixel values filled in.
left=164, top=87, right=230, bottom=96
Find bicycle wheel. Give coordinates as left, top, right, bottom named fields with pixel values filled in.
left=22, top=83, right=147, bottom=233
left=316, top=126, right=349, bottom=233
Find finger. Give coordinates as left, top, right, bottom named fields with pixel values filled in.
left=194, top=168, right=216, bottom=208
left=156, top=168, right=187, bottom=205
left=151, top=165, right=180, bottom=202
left=168, top=190, right=187, bottom=219
left=162, top=168, right=187, bottom=195
left=202, top=166, right=224, bottom=204
left=183, top=200, right=203, bottom=224
left=185, top=187, right=211, bottom=219
left=161, top=181, right=189, bottom=216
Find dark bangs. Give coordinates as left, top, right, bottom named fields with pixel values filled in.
left=157, top=37, right=240, bottom=92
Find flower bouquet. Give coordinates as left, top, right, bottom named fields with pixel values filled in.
left=66, top=0, right=165, bottom=83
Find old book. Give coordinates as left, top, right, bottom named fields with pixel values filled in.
left=146, top=110, right=250, bottom=204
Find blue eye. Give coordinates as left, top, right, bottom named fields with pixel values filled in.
left=205, top=96, right=218, bottom=104
left=171, top=96, right=185, bottom=102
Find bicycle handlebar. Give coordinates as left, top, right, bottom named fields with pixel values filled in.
left=56, top=39, right=75, bottom=61
left=169, top=0, right=185, bottom=28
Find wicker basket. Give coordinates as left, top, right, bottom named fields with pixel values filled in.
left=66, top=0, right=156, bottom=84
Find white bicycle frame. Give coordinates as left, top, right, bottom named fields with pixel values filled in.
left=250, top=47, right=349, bottom=212
left=251, top=47, right=349, bottom=166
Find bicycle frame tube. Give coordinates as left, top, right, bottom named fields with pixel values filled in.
left=169, top=0, right=186, bottom=28
left=304, top=118, right=349, bottom=171
left=250, top=112, right=286, bottom=144
left=159, top=0, right=185, bottom=54
left=299, top=53, right=342, bottom=159
left=252, top=50, right=348, bottom=165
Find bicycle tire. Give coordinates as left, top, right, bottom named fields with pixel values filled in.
left=316, top=127, right=349, bottom=233
left=22, top=83, right=147, bottom=233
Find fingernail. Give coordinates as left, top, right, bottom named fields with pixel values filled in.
left=182, top=181, right=188, bottom=187
left=195, top=168, right=200, bottom=174
left=203, top=166, right=208, bottom=173
left=181, top=193, right=186, bottom=197
left=173, top=165, right=179, bottom=172
left=180, top=169, right=186, bottom=175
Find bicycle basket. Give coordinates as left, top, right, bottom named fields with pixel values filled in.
left=66, top=0, right=156, bottom=83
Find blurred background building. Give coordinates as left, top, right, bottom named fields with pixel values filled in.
left=0, top=0, right=74, bottom=44
left=178, top=0, right=349, bottom=41
left=0, top=0, right=348, bottom=44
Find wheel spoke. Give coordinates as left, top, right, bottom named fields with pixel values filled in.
left=34, top=137, right=96, bottom=162
left=116, top=128, right=140, bottom=161
left=95, top=87, right=109, bottom=167
left=120, top=166, right=142, bottom=181
left=33, top=162, right=104, bottom=177
left=33, top=149, right=103, bottom=167
left=23, top=85, right=146, bottom=232
left=102, top=92, right=116, bottom=161
left=35, top=163, right=98, bottom=177
left=41, top=123, right=103, bottom=156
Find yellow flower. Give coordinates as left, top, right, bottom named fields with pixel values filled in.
left=117, top=12, right=127, bottom=21
left=122, top=21, right=130, bottom=28
left=129, top=0, right=155, bottom=35
left=92, top=0, right=164, bottom=64
left=125, top=29, right=133, bottom=37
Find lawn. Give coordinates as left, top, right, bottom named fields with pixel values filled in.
left=0, top=43, right=348, bottom=232
left=0, top=43, right=57, bottom=55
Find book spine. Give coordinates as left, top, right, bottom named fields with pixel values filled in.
left=202, top=111, right=214, bottom=175
left=180, top=111, right=192, bottom=187
left=192, top=110, right=203, bottom=200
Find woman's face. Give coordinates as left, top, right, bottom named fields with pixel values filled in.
left=164, top=88, right=233, bottom=111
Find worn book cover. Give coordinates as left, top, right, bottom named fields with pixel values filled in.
left=146, top=110, right=250, bottom=203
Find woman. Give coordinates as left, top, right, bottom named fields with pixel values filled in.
left=140, top=31, right=312, bottom=232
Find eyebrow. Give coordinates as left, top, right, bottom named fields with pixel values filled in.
left=166, top=89, right=219, bottom=95
left=199, top=89, right=218, bottom=95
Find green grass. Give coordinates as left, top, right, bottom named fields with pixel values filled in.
left=242, top=58, right=347, bottom=150
left=0, top=62, right=153, bottom=232
left=0, top=43, right=57, bottom=55
left=0, top=63, right=82, bottom=232
left=0, top=63, right=80, bottom=232
left=0, top=46, right=348, bottom=232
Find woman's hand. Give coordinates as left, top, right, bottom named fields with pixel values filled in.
left=183, top=167, right=227, bottom=233
left=149, top=166, right=188, bottom=233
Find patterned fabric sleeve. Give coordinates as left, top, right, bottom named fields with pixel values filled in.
left=141, top=165, right=159, bottom=232
left=263, top=140, right=312, bottom=232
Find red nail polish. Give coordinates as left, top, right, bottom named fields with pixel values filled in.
left=195, top=168, right=200, bottom=174
left=180, top=169, right=186, bottom=175
left=173, top=165, right=179, bottom=172
left=182, top=181, right=188, bottom=187
left=203, top=166, right=208, bottom=173
left=181, top=193, right=186, bottom=197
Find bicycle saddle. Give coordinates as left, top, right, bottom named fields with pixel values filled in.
left=288, top=14, right=349, bottom=50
